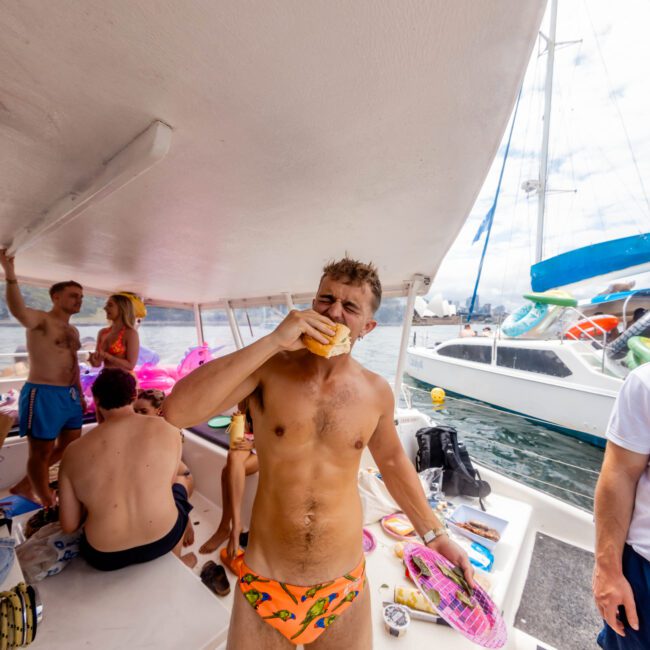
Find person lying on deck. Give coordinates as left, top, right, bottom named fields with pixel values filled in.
left=163, top=256, right=472, bottom=650
left=58, top=368, right=195, bottom=571
left=199, top=400, right=259, bottom=558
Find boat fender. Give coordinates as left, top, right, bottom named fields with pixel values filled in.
left=501, top=302, right=548, bottom=338
left=430, top=387, right=446, bottom=404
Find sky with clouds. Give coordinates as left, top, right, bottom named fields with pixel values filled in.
left=430, top=0, right=650, bottom=309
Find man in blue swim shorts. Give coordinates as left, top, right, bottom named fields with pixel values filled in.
left=594, top=365, right=650, bottom=649
left=1, top=250, right=85, bottom=508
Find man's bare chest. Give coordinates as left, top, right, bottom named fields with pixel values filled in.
left=250, top=376, right=379, bottom=450
left=29, top=319, right=80, bottom=352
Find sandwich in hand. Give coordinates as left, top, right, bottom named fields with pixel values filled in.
left=303, top=323, right=351, bottom=358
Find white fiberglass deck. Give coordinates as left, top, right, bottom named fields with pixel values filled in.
left=182, top=476, right=539, bottom=649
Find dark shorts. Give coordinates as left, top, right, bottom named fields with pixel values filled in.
left=80, top=484, right=193, bottom=572
left=19, top=382, right=83, bottom=441
left=598, top=544, right=650, bottom=649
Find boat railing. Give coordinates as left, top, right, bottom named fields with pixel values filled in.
left=555, top=306, right=609, bottom=372
left=410, top=330, right=443, bottom=349
left=400, top=383, right=413, bottom=410
left=0, top=350, right=91, bottom=379
left=402, top=383, right=598, bottom=511
left=0, top=351, right=89, bottom=359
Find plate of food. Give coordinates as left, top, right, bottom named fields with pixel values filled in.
left=380, top=513, right=418, bottom=541
left=403, top=543, right=507, bottom=648
left=447, top=505, right=507, bottom=551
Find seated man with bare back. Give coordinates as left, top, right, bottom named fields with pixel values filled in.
left=164, top=258, right=472, bottom=649
left=59, top=368, right=194, bottom=570
left=1, top=249, right=85, bottom=507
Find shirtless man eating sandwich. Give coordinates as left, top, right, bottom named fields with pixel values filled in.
left=164, top=257, right=472, bottom=649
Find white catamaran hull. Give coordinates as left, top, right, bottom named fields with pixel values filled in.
left=406, top=344, right=619, bottom=444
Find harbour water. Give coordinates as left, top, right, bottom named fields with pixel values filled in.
left=1, top=321, right=603, bottom=511
left=355, top=324, right=603, bottom=512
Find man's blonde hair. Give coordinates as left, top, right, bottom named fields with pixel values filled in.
left=320, top=257, right=382, bottom=313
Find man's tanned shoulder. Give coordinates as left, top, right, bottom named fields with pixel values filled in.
left=362, top=366, right=392, bottom=393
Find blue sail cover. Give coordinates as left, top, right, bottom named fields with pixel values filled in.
left=531, top=233, right=650, bottom=292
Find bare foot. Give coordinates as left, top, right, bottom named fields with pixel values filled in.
left=9, top=477, right=41, bottom=505
left=181, top=552, right=197, bottom=569
left=183, top=520, right=195, bottom=547
left=199, top=526, right=230, bottom=554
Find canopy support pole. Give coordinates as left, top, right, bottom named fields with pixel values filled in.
left=535, top=0, right=558, bottom=264
left=393, top=275, right=424, bottom=404
left=226, top=301, right=244, bottom=349
left=193, top=303, right=204, bottom=346
left=7, top=121, right=172, bottom=255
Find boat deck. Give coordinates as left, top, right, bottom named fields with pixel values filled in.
left=515, top=533, right=601, bottom=650
left=1, top=423, right=600, bottom=649
left=2, top=488, right=542, bottom=649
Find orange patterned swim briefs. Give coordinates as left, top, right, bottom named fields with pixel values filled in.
left=238, top=555, right=366, bottom=645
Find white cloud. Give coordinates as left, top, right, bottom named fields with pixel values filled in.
left=431, top=0, right=650, bottom=310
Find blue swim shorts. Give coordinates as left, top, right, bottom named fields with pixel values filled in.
left=19, top=382, right=83, bottom=441
left=598, top=544, right=650, bottom=650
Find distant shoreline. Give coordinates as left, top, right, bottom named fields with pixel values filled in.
left=412, top=315, right=461, bottom=325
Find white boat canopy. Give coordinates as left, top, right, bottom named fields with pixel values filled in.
left=1, top=1, right=545, bottom=307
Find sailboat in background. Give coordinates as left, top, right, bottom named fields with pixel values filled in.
left=407, top=0, right=650, bottom=446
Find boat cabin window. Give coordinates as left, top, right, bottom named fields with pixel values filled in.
left=437, top=343, right=492, bottom=364
left=234, top=305, right=292, bottom=346
left=196, top=307, right=239, bottom=353
left=496, top=347, right=572, bottom=378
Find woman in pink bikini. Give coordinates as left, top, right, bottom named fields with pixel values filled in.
left=89, top=294, right=140, bottom=372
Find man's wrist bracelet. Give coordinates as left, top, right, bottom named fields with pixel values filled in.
left=422, top=527, right=448, bottom=544
left=6, top=278, right=18, bottom=285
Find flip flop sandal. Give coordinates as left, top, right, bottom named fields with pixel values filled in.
left=200, top=561, right=231, bottom=597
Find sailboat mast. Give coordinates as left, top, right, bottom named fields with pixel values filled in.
left=536, top=0, right=558, bottom=264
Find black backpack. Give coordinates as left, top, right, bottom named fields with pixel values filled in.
left=415, top=425, right=491, bottom=508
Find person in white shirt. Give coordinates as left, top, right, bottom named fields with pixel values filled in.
left=593, top=365, right=650, bottom=648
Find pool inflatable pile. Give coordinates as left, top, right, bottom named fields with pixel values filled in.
left=80, top=343, right=225, bottom=410
left=501, top=291, right=576, bottom=338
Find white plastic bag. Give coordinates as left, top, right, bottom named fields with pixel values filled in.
left=358, top=468, right=399, bottom=525
left=16, top=522, right=80, bottom=582
left=418, top=467, right=444, bottom=500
